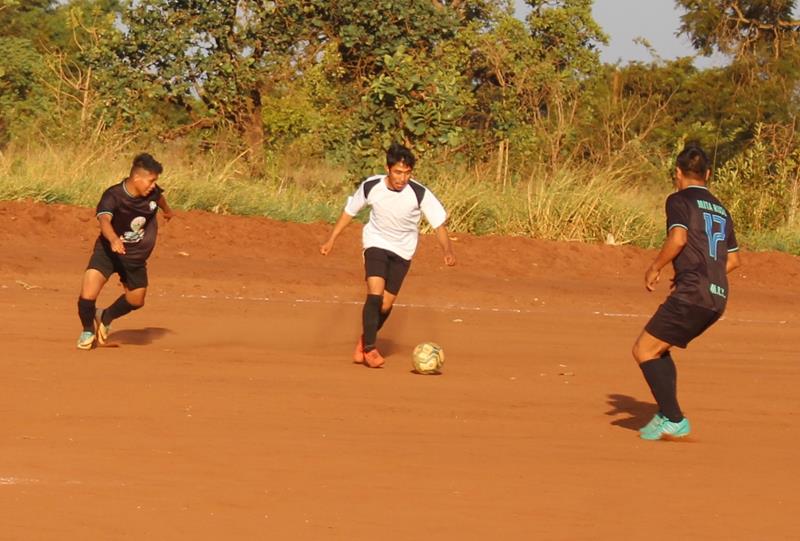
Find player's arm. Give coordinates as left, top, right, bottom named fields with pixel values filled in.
left=645, top=226, right=686, bottom=291
left=157, top=193, right=174, bottom=221
left=434, top=224, right=456, bottom=266
left=97, top=213, right=126, bottom=255
left=726, top=250, right=741, bottom=273
left=321, top=183, right=366, bottom=255
left=319, top=211, right=354, bottom=255
left=725, top=222, right=741, bottom=273
left=420, top=190, right=454, bottom=266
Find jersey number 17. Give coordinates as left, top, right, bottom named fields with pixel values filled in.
left=703, top=212, right=726, bottom=260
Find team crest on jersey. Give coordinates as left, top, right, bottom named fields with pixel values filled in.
left=122, top=216, right=147, bottom=243
left=149, top=201, right=157, bottom=211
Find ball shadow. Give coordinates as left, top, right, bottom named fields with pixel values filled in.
left=408, top=370, right=443, bottom=376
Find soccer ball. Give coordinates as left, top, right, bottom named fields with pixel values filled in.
left=412, top=342, right=444, bottom=374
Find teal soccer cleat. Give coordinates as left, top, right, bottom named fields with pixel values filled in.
left=640, top=417, right=691, bottom=441
left=76, top=331, right=96, bottom=350
left=639, top=412, right=667, bottom=434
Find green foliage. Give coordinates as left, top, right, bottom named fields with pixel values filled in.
left=514, top=166, right=659, bottom=245
left=0, top=37, right=52, bottom=146
left=740, top=225, right=800, bottom=254
left=351, top=43, right=474, bottom=170
left=1, top=0, right=799, bottom=254
left=463, top=2, right=606, bottom=163
left=713, top=123, right=800, bottom=232
left=261, top=89, right=322, bottom=149
left=298, top=0, right=460, bottom=80
left=525, top=0, right=607, bottom=74
left=292, top=1, right=485, bottom=170
left=0, top=142, right=661, bottom=246
left=677, top=0, right=799, bottom=58
left=0, top=1, right=62, bottom=43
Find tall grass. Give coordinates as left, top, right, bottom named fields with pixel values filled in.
left=419, top=161, right=662, bottom=246
left=0, top=141, right=350, bottom=223
left=1, top=140, right=797, bottom=253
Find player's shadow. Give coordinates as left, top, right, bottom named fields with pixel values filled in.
left=110, top=327, right=172, bottom=346
left=605, top=394, right=658, bottom=431
left=377, top=338, right=406, bottom=357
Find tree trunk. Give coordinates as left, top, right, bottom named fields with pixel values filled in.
left=789, top=170, right=799, bottom=227
left=243, top=88, right=265, bottom=176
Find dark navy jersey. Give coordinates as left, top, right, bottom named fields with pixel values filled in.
left=95, top=180, right=163, bottom=262
left=666, top=186, right=738, bottom=312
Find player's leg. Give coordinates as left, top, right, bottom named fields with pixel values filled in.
left=77, top=242, right=115, bottom=349
left=77, top=268, right=109, bottom=349
left=80, top=268, right=109, bottom=301
left=101, top=285, right=146, bottom=323
left=378, top=253, right=411, bottom=331
left=96, top=262, right=148, bottom=344
left=379, top=291, right=395, bottom=330
left=633, top=329, right=680, bottom=413
left=358, top=248, right=390, bottom=367
left=633, top=330, right=689, bottom=440
left=361, top=275, right=386, bottom=366
left=633, top=297, right=696, bottom=440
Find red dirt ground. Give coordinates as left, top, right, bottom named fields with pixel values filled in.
left=1, top=200, right=798, bottom=540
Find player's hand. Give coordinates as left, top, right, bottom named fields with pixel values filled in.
left=319, top=240, right=334, bottom=255
left=111, top=237, right=126, bottom=255
left=645, top=267, right=660, bottom=291
left=162, top=210, right=174, bottom=222
left=443, top=252, right=456, bottom=266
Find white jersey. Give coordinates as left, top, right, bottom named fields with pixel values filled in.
left=344, top=175, right=448, bottom=260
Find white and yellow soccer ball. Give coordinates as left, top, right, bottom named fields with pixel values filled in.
left=412, top=342, right=444, bottom=374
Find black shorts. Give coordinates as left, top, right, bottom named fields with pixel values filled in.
left=363, top=247, right=411, bottom=295
left=87, top=240, right=149, bottom=290
left=645, top=296, right=722, bottom=349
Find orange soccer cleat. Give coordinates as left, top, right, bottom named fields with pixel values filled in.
left=353, top=335, right=365, bottom=363
left=363, top=348, right=385, bottom=368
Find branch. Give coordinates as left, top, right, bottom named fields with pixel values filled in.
left=729, top=1, right=800, bottom=30
left=158, top=118, right=216, bottom=141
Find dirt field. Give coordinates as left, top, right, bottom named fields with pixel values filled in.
left=1, top=200, right=798, bottom=540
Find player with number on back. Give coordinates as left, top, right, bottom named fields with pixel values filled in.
left=632, top=144, right=741, bottom=440
left=319, top=143, right=456, bottom=368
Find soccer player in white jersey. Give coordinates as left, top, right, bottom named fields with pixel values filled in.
left=320, top=143, right=456, bottom=368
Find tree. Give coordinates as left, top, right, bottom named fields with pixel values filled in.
left=0, top=0, right=62, bottom=146
left=466, top=0, right=607, bottom=166
left=677, top=0, right=799, bottom=59
left=281, top=0, right=489, bottom=168
left=0, top=37, right=50, bottom=147
left=674, top=1, right=800, bottom=161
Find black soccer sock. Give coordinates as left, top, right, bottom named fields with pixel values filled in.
left=640, top=355, right=683, bottom=423
left=362, top=294, right=383, bottom=352
left=104, top=295, right=141, bottom=324
left=377, top=307, right=393, bottom=330
left=664, top=351, right=677, bottom=395
left=77, top=297, right=96, bottom=332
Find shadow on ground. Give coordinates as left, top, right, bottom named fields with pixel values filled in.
left=605, top=393, right=657, bottom=431
left=109, top=327, right=173, bottom=346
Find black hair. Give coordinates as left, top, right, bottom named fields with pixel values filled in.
left=131, top=152, right=163, bottom=175
left=386, top=143, right=416, bottom=169
left=676, top=144, right=709, bottom=180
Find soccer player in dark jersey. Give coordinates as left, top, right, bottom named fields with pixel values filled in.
left=76, top=153, right=174, bottom=349
left=632, top=145, right=741, bottom=440
left=319, top=143, right=456, bottom=368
